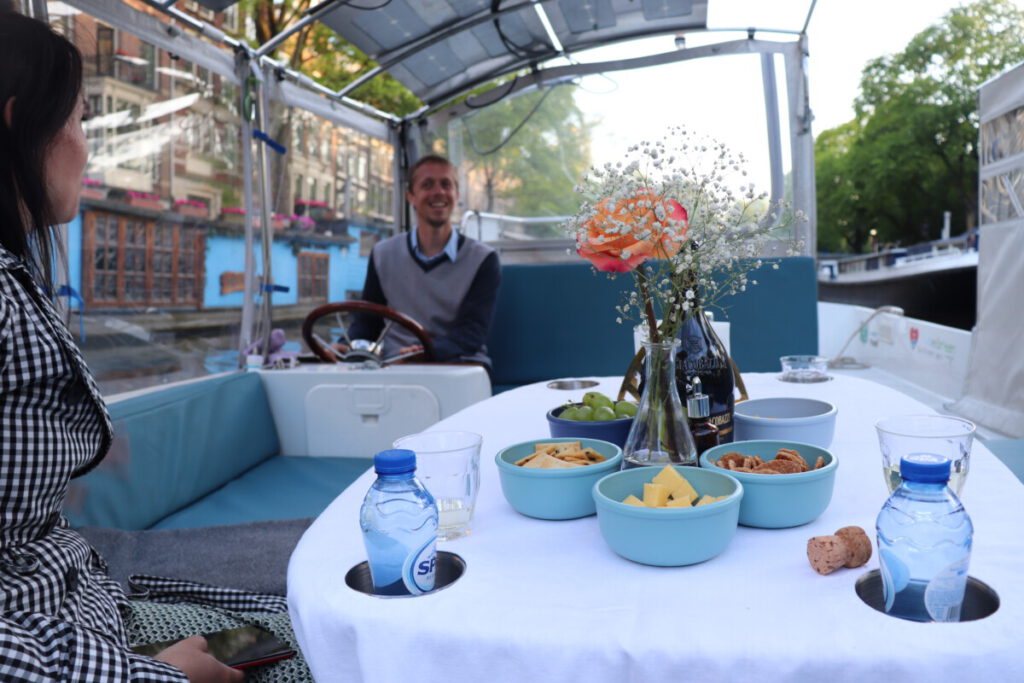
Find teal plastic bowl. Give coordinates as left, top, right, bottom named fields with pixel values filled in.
left=592, top=466, right=743, bottom=567
left=700, top=440, right=838, bottom=528
left=546, top=404, right=634, bottom=448
left=495, top=437, right=623, bottom=520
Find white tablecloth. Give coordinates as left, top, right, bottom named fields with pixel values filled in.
left=288, top=374, right=1024, bottom=682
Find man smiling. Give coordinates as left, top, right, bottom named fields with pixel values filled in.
left=346, top=154, right=501, bottom=371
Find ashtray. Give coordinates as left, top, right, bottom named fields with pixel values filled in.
left=778, top=355, right=832, bottom=383
left=546, top=379, right=599, bottom=391
left=345, top=551, right=466, bottom=598
left=854, top=569, right=999, bottom=622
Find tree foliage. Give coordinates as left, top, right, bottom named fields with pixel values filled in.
left=815, top=0, right=1024, bottom=253
left=444, top=83, right=593, bottom=229
left=241, top=0, right=420, bottom=116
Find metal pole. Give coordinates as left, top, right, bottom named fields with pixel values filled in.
left=237, top=55, right=257, bottom=366
left=255, top=63, right=277, bottom=360
left=760, top=52, right=784, bottom=208
left=784, top=36, right=817, bottom=255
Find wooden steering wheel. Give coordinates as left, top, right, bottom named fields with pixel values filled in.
left=301, top=300, right=436, bottom=365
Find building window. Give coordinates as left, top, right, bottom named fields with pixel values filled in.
left=359, top=231, right=378, bottom=258
left=83, top=211, right=204, bottom=309
left=297, top=252, right=329, bottom=302
left=97, top=26, right=115, bottom=76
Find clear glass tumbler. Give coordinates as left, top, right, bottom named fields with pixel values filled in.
left=393, top=431, right=483, bottom=541
left=875, top=415, right=975, bottom=495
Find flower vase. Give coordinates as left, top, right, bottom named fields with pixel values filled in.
left=675, top=307, right=735, bottom=443
left=622, top=339, right=698, bottom=469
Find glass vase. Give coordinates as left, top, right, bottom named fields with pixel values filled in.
left=622, top=339, right=698, bottom=469
left=675, top=307, right=735, bottom=443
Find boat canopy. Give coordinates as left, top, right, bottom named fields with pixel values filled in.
left=950, top=60, right=1024, bottom=438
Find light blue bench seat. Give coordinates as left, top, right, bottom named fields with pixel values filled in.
left=64, top=371, right=368, bottom=530
left=151, top=455, right=368, bottom=529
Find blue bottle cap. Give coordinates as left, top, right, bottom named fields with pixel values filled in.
left=899, top=453, right=951, bottom=483
left=374, top=449, right=417, bottom=475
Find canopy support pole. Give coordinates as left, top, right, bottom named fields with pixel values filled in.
left=237, top=54, right=257, bottom=366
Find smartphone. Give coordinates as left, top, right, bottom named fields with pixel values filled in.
left=131, top=625, right=296, bottom=669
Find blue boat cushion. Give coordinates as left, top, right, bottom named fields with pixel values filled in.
left=150, top=455, right=370, bottom=530
left=486, top=257, right=819, bottom=392
left=487, top=262, right=635, bottom=393
left=709, top=256, right=819, bottom=373
left=64, top=372, right=282, bottom=530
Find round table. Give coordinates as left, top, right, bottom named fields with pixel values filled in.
left=288, top=373, right=1024, bottom=682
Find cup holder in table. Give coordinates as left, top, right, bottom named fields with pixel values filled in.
left=345, top=551, right=466, bottom=598
left=855, top=569, right=999, bottom=622
left=546, top=379, right=599, bottom=391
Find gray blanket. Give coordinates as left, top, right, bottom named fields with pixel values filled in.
left=78, top=518, right=314, bottom=597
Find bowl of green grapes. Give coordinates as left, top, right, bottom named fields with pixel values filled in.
left=546, top=391, right=637, bottom=448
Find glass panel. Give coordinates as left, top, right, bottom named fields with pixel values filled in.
left=980, top=171, right=1024, bottom=225
left=981, top=106, right=1024, bottom=166
left=49, top=2, right=392, bottom=394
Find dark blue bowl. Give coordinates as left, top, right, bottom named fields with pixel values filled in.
left=546, top=403, right=634, bottom=448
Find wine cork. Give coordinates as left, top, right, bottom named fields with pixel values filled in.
left=835, top=526, right=872, bottom=568
left=807, top=525, right=873, bottom=575
left=807, top=536, right=850, bottom=575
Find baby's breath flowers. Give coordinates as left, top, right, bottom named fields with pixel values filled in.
left=566, top=127, right=802, bottom=344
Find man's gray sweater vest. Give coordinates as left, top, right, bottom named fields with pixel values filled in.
left=372, top=233, right=494, bottom=364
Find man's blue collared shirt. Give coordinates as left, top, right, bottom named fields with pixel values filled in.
left=410, top=227, right=459, bottom=265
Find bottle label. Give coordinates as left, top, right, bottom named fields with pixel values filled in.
left=924, top=555, right=969, bottom=622
left=402, top=535, right=437, bottom=595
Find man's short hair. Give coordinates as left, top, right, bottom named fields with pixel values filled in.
left=407, top=154, right=457, bottom=192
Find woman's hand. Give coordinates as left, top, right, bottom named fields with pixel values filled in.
left=155, top=636, right=244, bottom=682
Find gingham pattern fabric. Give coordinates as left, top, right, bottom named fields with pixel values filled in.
left=127, top=575, right=289, bottom=613
left=0, top=247, right=185, bottom=681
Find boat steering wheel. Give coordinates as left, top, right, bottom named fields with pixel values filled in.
left=301, top=300, right=436, bottom=365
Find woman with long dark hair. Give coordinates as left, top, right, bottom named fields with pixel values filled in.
left=0, top=11, right=297, bottom=681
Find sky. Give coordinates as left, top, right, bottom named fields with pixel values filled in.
left=572, top=0, right=1024, bottom=187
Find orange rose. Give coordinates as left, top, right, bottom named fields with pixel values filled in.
left=577, top=191, right=688, bottom=273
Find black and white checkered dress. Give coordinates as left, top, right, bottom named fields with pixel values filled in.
left=0, top=247, right=187, bottom=680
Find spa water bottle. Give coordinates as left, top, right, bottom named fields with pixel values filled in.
left=360, top=449, right=438, bottom=596
left=875, top=453, right=973, bottom=622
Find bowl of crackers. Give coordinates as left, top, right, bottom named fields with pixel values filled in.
left=495, top=437, right=623, bottom=520
left=591, top=465, right=743, bottom=567
left=733, top=397, right=837, bottom=448
left=700, top=440, right=838, bottom=529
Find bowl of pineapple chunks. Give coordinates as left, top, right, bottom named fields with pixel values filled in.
left=546, top=390, right=638, bottom=448
left=592, top=465, right=743, bottom=566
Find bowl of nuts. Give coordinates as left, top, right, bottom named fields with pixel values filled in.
left=699, top=440, right=838, bottom=529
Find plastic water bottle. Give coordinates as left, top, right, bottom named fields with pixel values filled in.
left=360, top=449, right=438, bottom=596
left=875, top=453, right=973, bottom=622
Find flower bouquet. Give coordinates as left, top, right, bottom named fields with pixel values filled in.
left=565, top=126, right=802, bottom=464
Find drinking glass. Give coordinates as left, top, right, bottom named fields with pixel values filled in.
left=779, top=355, right=831, bottom=383
left=875, top=415, right=975, bottom=495
left=393, top=431, right=483, bottom=541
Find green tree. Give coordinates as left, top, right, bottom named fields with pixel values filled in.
left=816, top=0, right=1024, bottom=252
left=452, top=83, right=593, bottom=228
left=241, top=0, right=420, bottom=116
